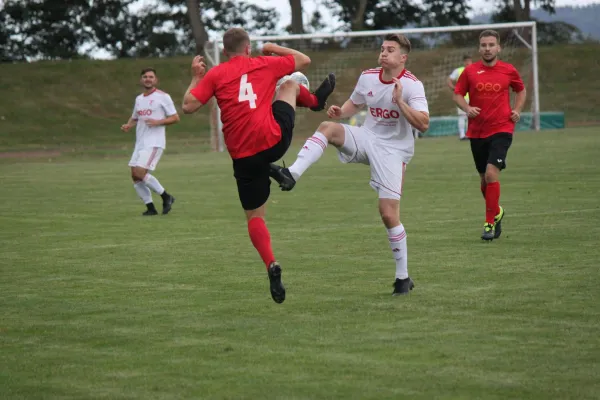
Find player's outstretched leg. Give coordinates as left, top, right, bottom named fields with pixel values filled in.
left=279, top=73, right=336, bottom=112
left=309, top=73, right=336, bottom=111
left=269, top=121, right=345, bottom=191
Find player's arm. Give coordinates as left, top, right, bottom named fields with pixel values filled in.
left=393, top=78, right=429, bottom=132
left=262, top=43, right=311, bottom=71
left=510, top=66, right=527, bottom=122
left=182, top=56, right=210, bottom=114
left=147, top=95, right=180, bottom=127
left=453, top=72, right=480, bottom=118
left=327, top=99, right=365, bottom=120
left=447, top=76, right=455, bottom=91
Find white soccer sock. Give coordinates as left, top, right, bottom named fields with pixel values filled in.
left=387, top=224, right=408, bottom=280
left=458, top=115, right=467, bottom=138
left=143, top=174, right=165, bottom=195
left=288, top=131, right=328, bottom=180
left=134, top=181, right=153, bottom=204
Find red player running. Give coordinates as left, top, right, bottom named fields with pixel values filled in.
left=182, top=28, right=335, bottom=303
left=453, top=29, right=527, bottom=241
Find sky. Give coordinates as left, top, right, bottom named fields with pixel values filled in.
left=241, top=0, right=600, bottom=30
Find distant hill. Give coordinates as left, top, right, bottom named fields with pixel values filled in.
left=472, top=4, right=600, bottom=40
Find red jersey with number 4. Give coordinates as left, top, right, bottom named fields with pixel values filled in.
left=454, top=60, right=525, bottom=139
left=190, top=55, right=296, bottom=159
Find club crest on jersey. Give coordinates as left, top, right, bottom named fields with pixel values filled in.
left=149, top=100, right=154, bottom=105
left=367, top=91, right=374, bottom=97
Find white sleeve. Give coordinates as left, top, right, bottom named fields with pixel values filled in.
left=131, top=99, right=138, bottom=120
left=449, top=68, right=460, bottom=81
left=408, top=81, right=429, bottom=113
left=349, top=75, right=366, bottom=105
left=161, top=94, right=178, bottom=116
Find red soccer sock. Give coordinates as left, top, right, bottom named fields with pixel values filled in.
left=296, top=84, right=318, bottom=109
left=485, top=181, right=501, bottom=224
left=248, top=217, right=275, bottom=270
left=480, top=183, right=487, bottom=199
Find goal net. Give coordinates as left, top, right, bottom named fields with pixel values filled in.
left=208, top=22, right=539, bottom=150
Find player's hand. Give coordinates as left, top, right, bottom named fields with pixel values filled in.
left=392, top=77, right=403, bottom=104
left=191, top=55, right=206, bottom=78
left=467, top=106, right=481, bottom=118
left=510, top=109, right=521, bottom=122
left=327, top=105, right=343, bottom=119
left=120, top=124, right=131, bottom=132
left=145, top=119, right=162, bottom=127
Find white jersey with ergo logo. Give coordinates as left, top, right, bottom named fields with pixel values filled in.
left=131, top=89, right=177, bottom=149
left=349, top=68, right=429, bottom=162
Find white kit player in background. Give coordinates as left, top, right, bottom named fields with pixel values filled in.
left=269, top=33, right=430, bottom=295
left=447, top=55, right=473, bottom=140
left=120, top=68, right=180, bottom=216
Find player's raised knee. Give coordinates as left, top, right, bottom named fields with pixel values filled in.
left=317, top=121, right=344, bottom=143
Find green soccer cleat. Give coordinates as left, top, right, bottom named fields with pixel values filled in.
left=494, top=206, right=505, bottom=239
left=481, top=222, right=495, bottom=241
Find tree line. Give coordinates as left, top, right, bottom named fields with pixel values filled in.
left=0, top=0, right=580, bottom=62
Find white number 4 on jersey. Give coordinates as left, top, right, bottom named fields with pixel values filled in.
left=238, top=74, right=257, bottom=109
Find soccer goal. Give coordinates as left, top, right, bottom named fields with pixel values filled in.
left=207, top=21, right=539, bottom=151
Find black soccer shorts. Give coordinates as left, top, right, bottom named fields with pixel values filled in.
left=232, top=101, right=295, bottom=211
left=469, top=132, right=513, bottom=174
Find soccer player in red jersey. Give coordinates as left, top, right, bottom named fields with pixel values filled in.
left=181, top=28, right=335, bottom=303
left=453, top=29, right=527, bottom=241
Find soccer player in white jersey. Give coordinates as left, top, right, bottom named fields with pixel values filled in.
left=447, top=55, right=472, bottom=140
left=270, top=33, right=429, bottom=295
left=121, top=68, right=179, bottom=216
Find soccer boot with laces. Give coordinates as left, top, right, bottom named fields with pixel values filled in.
left=310, top=73, right=336, bottom=111
left=392, top=277, right=415, bottom=296
left=493, top=206, right=505, bottom=239
left=481, top=222, right=495, bottom=241
left=267, top=261, right=286, bottom=304
left=269, top=163, right=296, bottom=191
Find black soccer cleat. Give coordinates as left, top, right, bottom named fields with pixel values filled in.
left=267, top=262, right=286, bottom=304
left=162, top=195, right=175, bottom=215
left=310, top=73, right=336, bottom=112
left=494, top=206, right=504, bottom=239
left=481, top=222, right=495, bottom=241
left=269, top=163, right=296, bottom=191
left=392, top=277, right=415, bottom=296
left=142, top=209, right=158, bottom=216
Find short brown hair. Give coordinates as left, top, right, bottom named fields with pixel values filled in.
left=479, top=30, right=500, bottom=43
left=383, top=33, right=411, bottom=54
left=140, top=68, right=156, bottom=76
left=223, top=28, right=250, bottom=54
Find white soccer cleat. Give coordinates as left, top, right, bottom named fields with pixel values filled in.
left=276, top=72, right=310, bottom=92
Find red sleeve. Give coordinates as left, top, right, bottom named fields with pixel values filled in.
left=510, top=65, right=525, bottom=93
left=454, top=68, right=469, bottom=96
left=190, top=70, right=215, bottom=104
left=262, top=55, right=296, bottom=78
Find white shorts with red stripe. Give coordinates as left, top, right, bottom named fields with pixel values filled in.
left=338, top=124, right=408, bottom=200
left=128, top=146, right=163, bottom=171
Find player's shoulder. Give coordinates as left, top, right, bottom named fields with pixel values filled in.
left=361, top=67, right=381, bottom=76
left=497, top=60, right=518, bottom=72
left=464, top=61, right=481, bottom=72
left=401, top=70, right=421, bottom=83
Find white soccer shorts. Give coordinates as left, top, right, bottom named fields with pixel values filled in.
left=128, top=147, right=163, bottom=171
left=338, top=124, right=407, bottom=200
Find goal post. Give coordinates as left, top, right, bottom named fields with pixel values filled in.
left=208, top=21, right=539, bottom=151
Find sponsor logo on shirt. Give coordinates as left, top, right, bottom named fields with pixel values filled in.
left=369, top=107, right=400, bottom=119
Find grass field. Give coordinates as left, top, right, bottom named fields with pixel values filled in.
left=1, top=127, right=599, bottom=399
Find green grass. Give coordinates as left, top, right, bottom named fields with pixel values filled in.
left=1, top=128, right=599, bottom=399
left=1, top=43, right=599, bottom=153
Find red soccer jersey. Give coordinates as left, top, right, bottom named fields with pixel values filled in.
left=454, top=60, right=525, bottom=139
left=190, top=55, right=296, bottom=159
